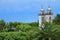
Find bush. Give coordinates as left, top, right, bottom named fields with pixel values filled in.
left=0, top=29, right=40, bottom=40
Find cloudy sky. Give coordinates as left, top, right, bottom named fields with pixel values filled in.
left=0, top=0, right=60, bottom=23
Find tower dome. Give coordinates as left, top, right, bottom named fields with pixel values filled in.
left=48, top=7, right=51, bottom=10
left=39, top=7, right=45, bottom=27
left=46, top=6, right=52, bottom=15
left=39, top=8, right=44, bottom=15
left=45, top=6, right=52, bottom=23
left=40, top=8, right=44, bottom=11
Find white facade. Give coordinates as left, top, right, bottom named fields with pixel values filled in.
left=45, top=15, right=52, bottom=23
left=39, top=7, right=52, bottom=27
left=39, top=15, right=44, bottom=27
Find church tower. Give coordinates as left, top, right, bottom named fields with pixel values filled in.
left=39, top=6, right=52, bottom=27
left=45, top=7, right=52, bottom=23
left=39, top=8, right=45, bottom=27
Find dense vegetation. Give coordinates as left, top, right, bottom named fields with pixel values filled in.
left=0, top=14, right=60, bottom=40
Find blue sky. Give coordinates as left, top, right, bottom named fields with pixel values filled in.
left=0, top=0, right=60, bottom=23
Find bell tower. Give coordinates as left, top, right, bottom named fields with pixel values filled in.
left=45, top=6, right=52, bottom=23
left=39, top=8, right=45, bottom=27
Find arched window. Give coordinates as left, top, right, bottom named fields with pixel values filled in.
left=49, top=17, right=51, bottom=22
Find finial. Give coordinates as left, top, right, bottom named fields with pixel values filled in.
left=40, top=5, right=44, bottom=11
left=48, top=5, right=51, bottom=10
left=48, top=5, right=50, bottom=8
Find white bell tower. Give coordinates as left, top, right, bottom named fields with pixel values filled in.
left=45, top=7, right=52, bottom=23
left=39, top=8, right=45, bottom=27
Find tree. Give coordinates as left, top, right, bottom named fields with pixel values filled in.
left=28, top=22, right=38, bottom=27
left=33, top=22, right=60, bottom=40
left=7, top=22, right=22, bottom=31
left=0, top=20, right=5, bottom=31
left=16, top=24, right=32, bottom=32
left=8, top=22, right=21, bottom=28
left=53, top=14, right=60, bottom=25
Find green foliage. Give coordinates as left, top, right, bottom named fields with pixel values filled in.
left=53, top=14, right=60, bottom=25
left=8, top=22, right=21, bottom=28
left=0, top=20, right=5, bottom=27
left=0, top=20, right=5, bottom=31
left=0, top=29, right=40, bottom=40
left=28, top=22, right=38, bottom=27
left=0, top=19, right=60, bottom=40
left=39, top=23, right=60, bottom=40
left=16, top=24, right=32, bottom=32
